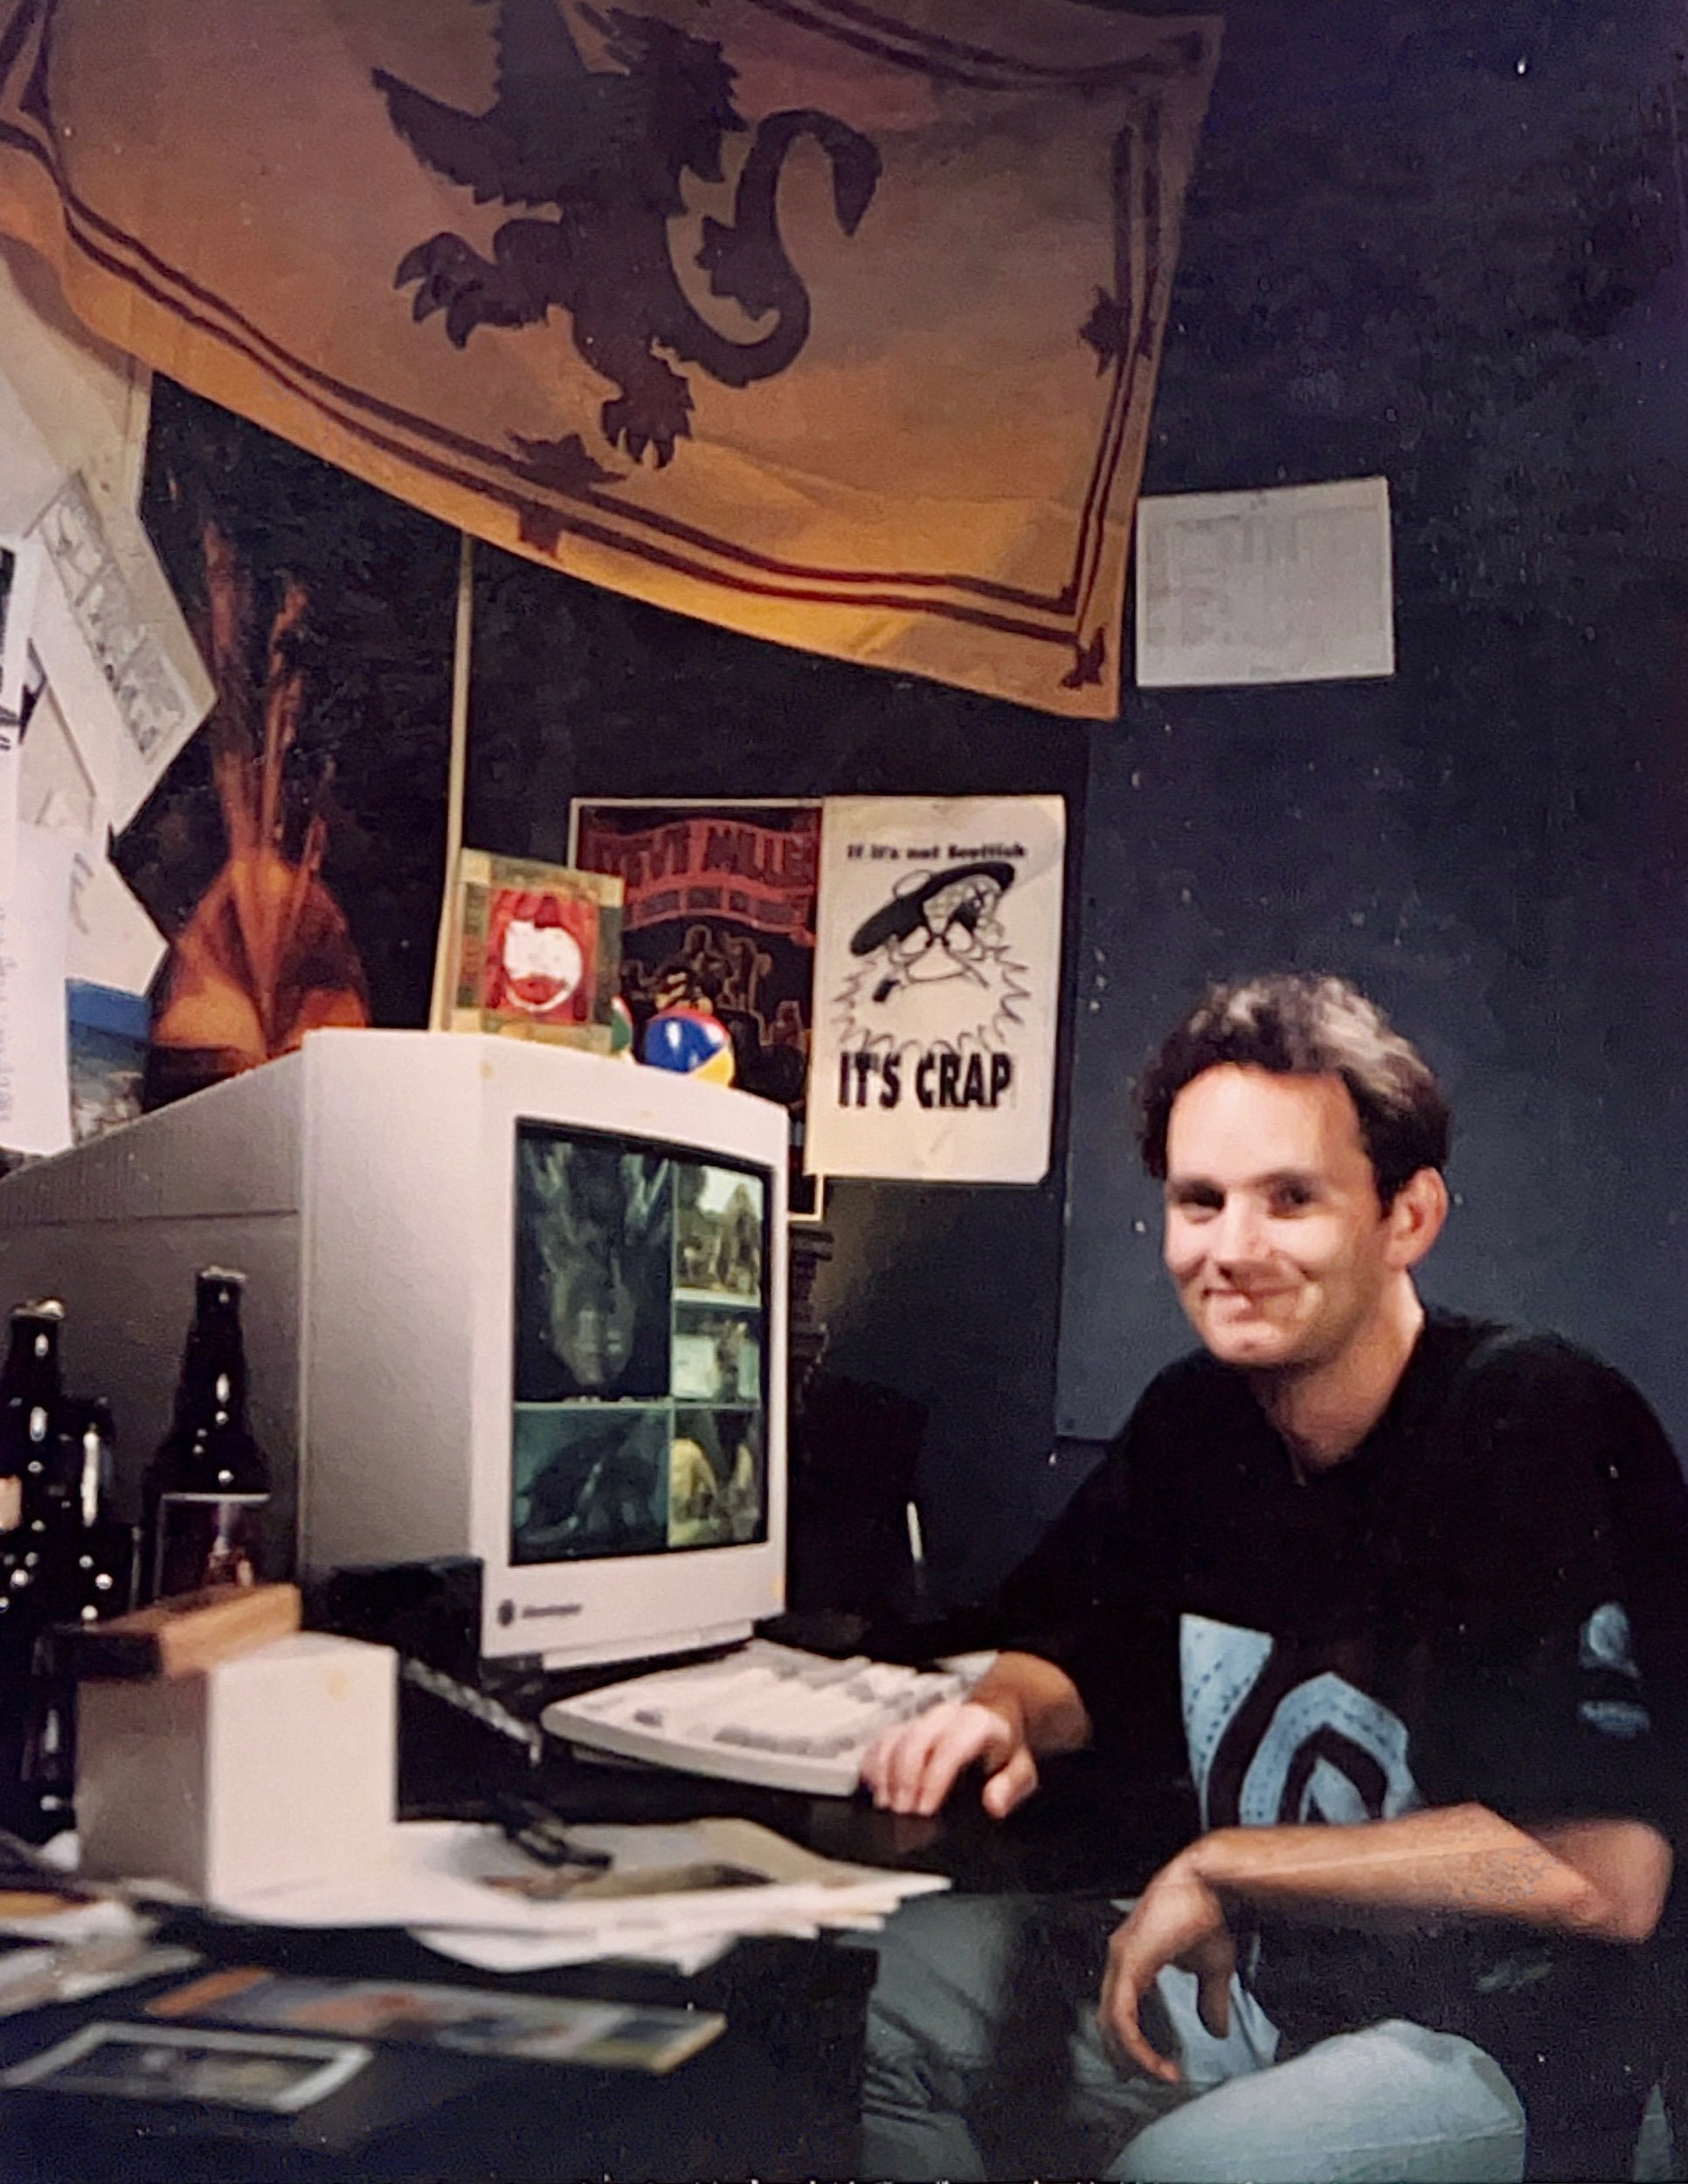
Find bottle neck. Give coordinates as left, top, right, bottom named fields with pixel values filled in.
left=173, top=1294, right=249, bottom=1437
left=3, top=1317, right=62, bottom=1405
left=2, top=1318, right=62, bottom=1510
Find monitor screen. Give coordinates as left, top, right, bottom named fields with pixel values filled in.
left=510, top=1120, right=771, bottom=1566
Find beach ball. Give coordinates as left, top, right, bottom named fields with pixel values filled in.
left=643, top=1006, right=735, bottom=1084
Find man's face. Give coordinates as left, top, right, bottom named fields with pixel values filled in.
left=1162, top=1065, right=1403, bottom=1373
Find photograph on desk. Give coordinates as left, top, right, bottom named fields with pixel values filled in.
left=511, top=1123, right=771, bottom=1564
left=147, top=1968, right=726, bottom=2073
left=3, top=2020, right=370, bottom=2113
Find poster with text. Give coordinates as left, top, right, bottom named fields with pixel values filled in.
left=569, top=800, right=820, bottom=1215
left=807, top=797, right=1065, bottom=1185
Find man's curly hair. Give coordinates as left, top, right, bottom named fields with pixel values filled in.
left=1137, top=974, right=1450, bottom=1208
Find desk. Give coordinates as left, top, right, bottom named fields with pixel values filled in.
left=0, top=1684, right=1196, bottom=2181
left=0, top=1920, right=873, bottom=2182
left=410, top=1670, right=1198, bottom=1898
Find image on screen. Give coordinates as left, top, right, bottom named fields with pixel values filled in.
left=512, top=1123, right=771, bottom=1564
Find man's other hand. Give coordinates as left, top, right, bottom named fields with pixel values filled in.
left=860, top=1697, right=1038, bottom=1818
left=1098, top=1853, right=1236, bottom=2084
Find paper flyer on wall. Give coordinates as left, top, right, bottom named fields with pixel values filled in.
left=0, top=821, right=74, bottom=1157
left=806, top=798, right=1065, bottom=1185
left=26, top=473, right=213, bottom=832
left=17, top=681, right=166, bottom=999
left=0, top=712, right=16, bottom=902
left=0, top=534, right=41, bottom=723
left=1134, top=477, right=1395, bottom=688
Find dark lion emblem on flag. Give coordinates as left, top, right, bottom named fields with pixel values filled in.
left=374, top=0, right=881, bottom=467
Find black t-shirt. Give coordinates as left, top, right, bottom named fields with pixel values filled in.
left=993, top=1310, right=1688, bottom=2061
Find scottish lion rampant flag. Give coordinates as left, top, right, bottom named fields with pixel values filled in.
left=0, top=0, right=1218, bottom=717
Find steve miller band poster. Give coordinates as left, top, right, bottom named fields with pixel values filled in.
left=807, top=796, right=1065, bottom=1185
left=569, top=798, right=822, bottom=1215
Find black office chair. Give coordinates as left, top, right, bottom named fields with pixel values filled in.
left=784, top=1371, right=927, bottom=1632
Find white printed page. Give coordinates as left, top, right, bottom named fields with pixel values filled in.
left=0, top=822, right=73, bottom=1155
left=1136, top=475, right=1395, bottom=688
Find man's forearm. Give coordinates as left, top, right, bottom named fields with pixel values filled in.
left=969, top=1649, right=1093, bottom=1758
left=1184, top=1805, right=1671, bottom=1946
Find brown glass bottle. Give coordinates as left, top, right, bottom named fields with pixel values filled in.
left=0, top=1303, right=65, bottom=1828
left=0, top=1301, right=64, bottom=1543
left=39, top=1400, right=136, bottom=1626
left=142, top=1269, right=271, bottom=1602
left=18, top=1400, right=136, bottom=1828
left=0, top=1301, right=65, bottom=1672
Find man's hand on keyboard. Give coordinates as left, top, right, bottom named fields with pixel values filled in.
left=860, top=1696, right=1037, bottom=1819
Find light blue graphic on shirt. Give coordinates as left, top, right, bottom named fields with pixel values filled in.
left=1180, top=1613, right=1422, bottom=1831
left=1579, top=1600, right=1640, bottom=1680
left=1576, top=1601, right=1651, bottom=1738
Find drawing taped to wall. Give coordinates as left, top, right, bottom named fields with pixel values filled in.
left=807, top=796, right=1065, bottom=1185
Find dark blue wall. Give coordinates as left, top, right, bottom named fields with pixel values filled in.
left=1059, top=2, right=1688, bottom=1488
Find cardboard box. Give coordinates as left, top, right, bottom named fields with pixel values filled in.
left=77, top=1632, right=395, bottom=1900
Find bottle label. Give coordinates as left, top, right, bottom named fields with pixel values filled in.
left=152, top=1492, right=267, bottom=1600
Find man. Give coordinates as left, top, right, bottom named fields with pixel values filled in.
left=861, top=973, right=1688, bottom=2182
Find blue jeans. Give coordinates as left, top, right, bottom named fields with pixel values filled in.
left=861, top=1893, right=1527, bottom=2183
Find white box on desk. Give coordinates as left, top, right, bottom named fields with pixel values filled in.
left=76, top=1631, right=396, bottom=1900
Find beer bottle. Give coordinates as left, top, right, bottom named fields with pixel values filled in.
left=18, top=1401, right=135, bottom=1828
left=0, top=1303, right=64, bottom=1826
left=142, top=1269, right=270, bottom=1601
left=0, top=1301, right=64, bottom=1540
left=43, top=1400, right=135, bottom=1626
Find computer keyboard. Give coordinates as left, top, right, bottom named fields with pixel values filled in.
left=539, top=1638, right=991, bottom=1796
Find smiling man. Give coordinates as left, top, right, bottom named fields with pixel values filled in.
left=860, top=973, right=1688, bottom=2183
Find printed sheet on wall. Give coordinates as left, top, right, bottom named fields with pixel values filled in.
left=0, top=0, right=1218, bottom=718
left=807, top=796, right=1065, bottom=1185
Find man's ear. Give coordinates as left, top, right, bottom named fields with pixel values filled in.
left=1386, top=1167, right=1449, bottom=1268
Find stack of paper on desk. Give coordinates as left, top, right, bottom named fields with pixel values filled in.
left=206, top=1818, right=948, bottom=1976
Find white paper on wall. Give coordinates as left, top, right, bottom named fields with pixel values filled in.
left=0, top=238, right=152, bottom=522
left=27, top=474, right=212, bottom=831
left=17, top=684, right=99, bottom=840
left=0, top=822, right=74, bottom=1156
left=0, top=362, right=64, bottom=537
left=0, top=714, right=17, bottom=905
left=1135, top=475, right=1395, bottom=688
left=806, top=796, right=1065, bottom=1185
left=0, top=535, right=42, bottom=722
left=19, top=686, right=163, bottom=999
left=65, top=846, right=165, bottom=999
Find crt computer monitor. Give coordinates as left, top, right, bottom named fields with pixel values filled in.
left=0, top=1030, right=789, bottom=1671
